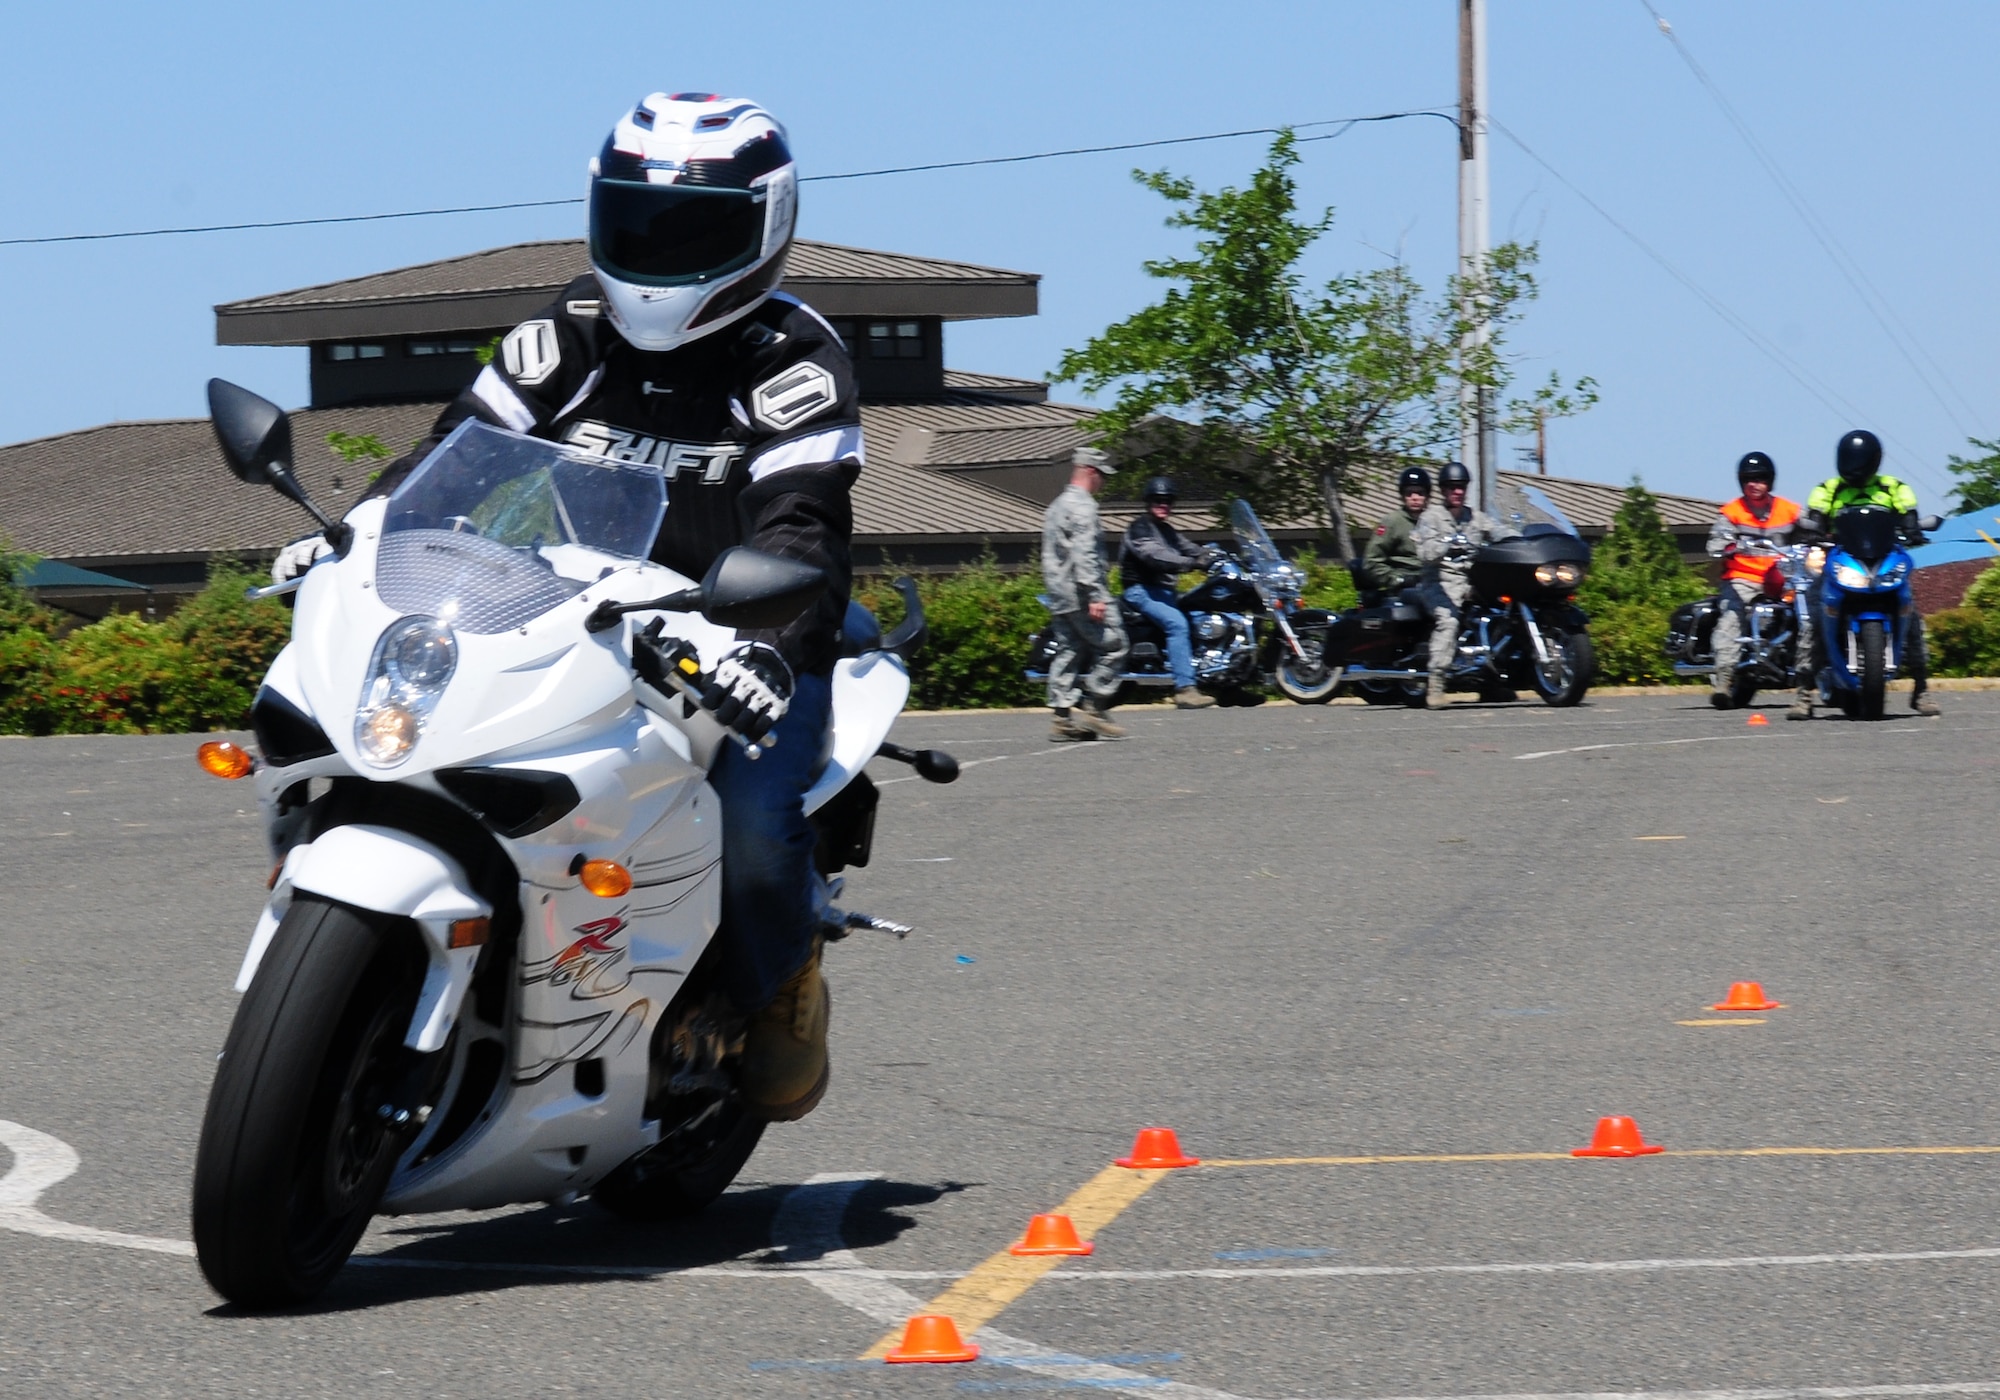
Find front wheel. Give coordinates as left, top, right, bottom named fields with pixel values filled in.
left=1857, top=618, right=1886, bottom=720
left=1273, top=633, right=1339, bottom=704
left=192, top=896, right=425, bottom=1308
left=1531, top=628, right=1594, bottom=707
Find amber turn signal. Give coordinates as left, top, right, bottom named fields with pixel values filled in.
left=448, top=917, right=491, bottom=949
left=197, top=740, right=255, bottom=780
left=579, top=859, right=632, bottom=898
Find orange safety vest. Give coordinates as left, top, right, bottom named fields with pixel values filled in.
left=1718, top=495, right=1801, bottom=586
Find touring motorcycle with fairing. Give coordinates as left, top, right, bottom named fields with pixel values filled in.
left=189, top=382, right=955, bottom=1308
left=1323, top=519, right=1595, bottom=707
left=1024, top=500, right=1340, bottom=704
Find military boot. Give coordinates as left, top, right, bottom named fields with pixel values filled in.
left=1786, top=691, right=1814, bottom=721
left=1912, top=688, right=1942, bottom=717
left=1173, top=686, right=1216, bottom=710
left=1073, top=698, right=1127, bottom=739
left=1049, top=709, right=1092, bottom=742
left=741, top=945, right=830, bottom=1122
left=1425, top=677, right=1447, bottom=709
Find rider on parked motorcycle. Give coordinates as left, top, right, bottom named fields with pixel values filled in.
left=1704, top=452, right=1801, bottom=710
left=1361, top=466, right=1432, bottom=595
left=1788, top=429, right=1940, bottom=720
left=1119, top=476, right=1217, bottom=711
left=1414, top=461, right=1518, bottom=708
left=335, top=94, right=856, bottom=1121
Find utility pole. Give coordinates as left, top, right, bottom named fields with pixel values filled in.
left=1536, top=405, right=1547, bottom=475
left=1458, top=0, right=1495, bottom=511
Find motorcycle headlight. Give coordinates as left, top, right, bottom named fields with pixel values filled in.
left=1534, top=562, right=1584, bottom=587
left=1833, top=561, right=1871, bottom=590
left=356, top=616, right=456, bottom=767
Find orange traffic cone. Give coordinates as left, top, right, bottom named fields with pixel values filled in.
left=1747, top=713, right=1769, bottom=726
left=1009, top=1213, right=1093, bottom=1256
left=1571, top=1115, right=1665, bottom=1157
left=1712, top=981, right=1782, bottom=1011
left=884, top=1314, right=979, bottom=1364
left=1116, top=1127, right=1200, bottom=1169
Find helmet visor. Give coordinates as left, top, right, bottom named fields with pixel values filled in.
left=590, top=180, right=767, bottom=287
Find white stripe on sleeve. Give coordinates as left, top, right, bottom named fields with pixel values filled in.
left=746, top=424, right=866, bottom=482
left=471, top=365, right=537, bottom=432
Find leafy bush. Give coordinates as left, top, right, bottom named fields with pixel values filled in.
left=1927, top=605, right=2000, bottom=677
left=1961, top=559, right=2000, bottom=613
left=1575, top=479, right=1710, bottom=686
left=854, top=559, right=1049, bottom=710
left=0, top=562, right=291, bottom=735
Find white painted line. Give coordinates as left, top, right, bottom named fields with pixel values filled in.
left=0, top=1120, right=192, bottom=1257
left=1514, top=735, right=1750, bottom=761
left=1315, top=1385, right=2000, bottom=1400
left=1040, top=1243, right=2000, bottom=1281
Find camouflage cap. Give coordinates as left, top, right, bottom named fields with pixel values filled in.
left=1072, top=446, right=1114, bottom=475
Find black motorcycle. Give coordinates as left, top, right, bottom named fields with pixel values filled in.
left=1663, top=534, right=1800, bottom=708
left=1025, top=500, right=1342, bottom=705
left=1322, top=525, right=1595, bottom=706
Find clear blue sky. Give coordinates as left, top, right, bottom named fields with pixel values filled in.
left=3, top=1, right=1993, bottom=507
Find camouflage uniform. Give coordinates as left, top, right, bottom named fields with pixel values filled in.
left=1041, top=484, right=1128, bottom=711
left=1413, top=501, right=1516, bottom=699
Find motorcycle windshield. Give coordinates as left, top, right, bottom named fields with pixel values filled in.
left=1832, top=505, right=1899, bottom=564
left=1229, top=499, right=1285, bottom=573
left=377, top=420, right=667, bottom=634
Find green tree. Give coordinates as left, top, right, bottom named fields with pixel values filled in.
left=1054, top=132, right=1594, bottom=558
left=1945, top=436, right=2000, bottom=513
left=1577, top=479, right=1709, bottom=686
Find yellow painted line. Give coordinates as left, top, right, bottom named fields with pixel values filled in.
left=859, top=1163, right=1172, bottom=1359
left=1633, top=834, right=1686, bottom=841
left=1677, top=1017, right=1767, bottom=1026
left=1204, top=1145, right=2000, bottom=1168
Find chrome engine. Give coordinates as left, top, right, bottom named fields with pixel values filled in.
left=1189, top=611, right=1256, bottom=681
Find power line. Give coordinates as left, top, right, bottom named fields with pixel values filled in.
left=1490, top=117, right=1951, bottom=500
left=0, top=109, right=1457, bottom=248
left=1636, top=0, right=1981, bottom=440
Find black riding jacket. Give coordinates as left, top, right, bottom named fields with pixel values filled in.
left=367, top=277, right=862, bottom=677
left=1119, top=514, right=1203, bottom=590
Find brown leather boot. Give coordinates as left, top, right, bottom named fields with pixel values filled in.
left=741, top=946, right=830, bottom=1121
left=1173, top=686, right=1216, bottom=709
left=1072, top=699, right=1127, bottom=739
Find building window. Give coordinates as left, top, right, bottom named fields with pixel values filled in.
left=867, top=321, right=925, bottom=360
left=405, top=337, right=482, bottom=357
left=324, top=343, right=386, bottom=362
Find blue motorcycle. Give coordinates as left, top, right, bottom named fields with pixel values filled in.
left=1811, top=504, right=1939, bottom=720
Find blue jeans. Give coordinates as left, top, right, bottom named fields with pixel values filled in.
left=709, top=669, right=832, bottom=1013
left=1124, top=583, right=1194, bottom=689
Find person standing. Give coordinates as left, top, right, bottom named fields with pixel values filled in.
left=1705, top=452, right=1800, bottom=709
left=1413, top=462, right=1517, bottom=708
left=1361, top=466, right=1432, bottom=594
left=1042, top=447, right=1129, bottom=740
left=1119, top=475, right=1216, bottom=710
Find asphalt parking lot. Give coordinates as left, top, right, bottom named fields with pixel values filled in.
left=3, top=690, right=1999, bottom=1398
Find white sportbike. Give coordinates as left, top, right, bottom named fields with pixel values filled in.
left=190, top=382, right=957, bottom=1308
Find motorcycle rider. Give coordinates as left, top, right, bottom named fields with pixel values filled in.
left=1361, top=466, right=1431, bottom=594
left=1119, top=475, right=1217, bottom=710
left=1705, top=452, right=1801, bottom=709
left=318, top=94, right=856, bottom=1122
left=1414, top=461, right=1518, bottom=708
left=1788, top=429, right=1940, bottom=720
left=1042, top=446, right=1130, bottom=740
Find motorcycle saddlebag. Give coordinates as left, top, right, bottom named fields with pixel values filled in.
left=1663, top=598, right=1719, bottom=662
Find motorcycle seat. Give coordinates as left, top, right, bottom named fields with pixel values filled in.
left=1390, top=589, right=1427, bottom=625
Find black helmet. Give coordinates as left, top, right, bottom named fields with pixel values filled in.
left=1142, top=475, right=1177, bottom=504
left=1397, top=466, right=1433, bottom=498
left=1438, top=461, right=1471, bottom=490
left=1736, top=451, right=1776, bottom=486
left=1836, top=430, right=1882, bottom=487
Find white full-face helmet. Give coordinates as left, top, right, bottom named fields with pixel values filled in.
left=587, top=93, right=798, bottom=353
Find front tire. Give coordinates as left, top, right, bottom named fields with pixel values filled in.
left=1273, top=634, right=1339, bottom=704
left=193, top=896, right=424, bottom=1308
left=1531, top=629, right=1594, bottom=707
left=1858, top=618, right=1886, bottom=720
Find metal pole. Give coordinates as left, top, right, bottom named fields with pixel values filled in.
left=1458, top=0, right=1493, bottom=511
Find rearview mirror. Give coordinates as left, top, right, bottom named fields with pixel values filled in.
left=1919, top=515, right=1943, bottom=533
left=208, top=379, right=293, bottom=488
left=699, top=548, right=826, bottom=630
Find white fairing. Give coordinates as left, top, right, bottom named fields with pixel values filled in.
left=226, top=425, right=909, bottom=1213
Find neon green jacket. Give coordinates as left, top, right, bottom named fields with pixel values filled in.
left=1804, top=473, right=1918, bottom=519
